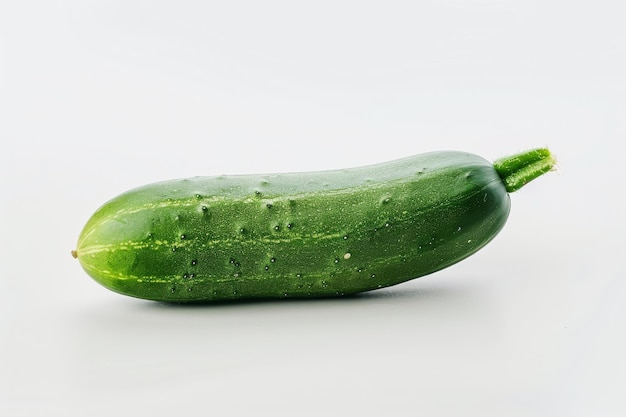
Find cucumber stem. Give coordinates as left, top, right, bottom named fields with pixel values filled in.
left=493, top=148, right=556, bottom=193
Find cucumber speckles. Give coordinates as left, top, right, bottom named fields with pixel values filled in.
left=73, top=148, right=555, bottom=302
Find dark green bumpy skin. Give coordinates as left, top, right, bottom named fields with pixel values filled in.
left=73, top=149, right=555, bottom=302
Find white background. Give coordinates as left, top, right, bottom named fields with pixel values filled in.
left=1, top=1, right=625, bottom=416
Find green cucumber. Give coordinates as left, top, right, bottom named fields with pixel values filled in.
left=72, top=148, right=555, bottom=302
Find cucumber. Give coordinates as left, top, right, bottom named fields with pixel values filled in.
left=72, top=148, right=555, bottom=302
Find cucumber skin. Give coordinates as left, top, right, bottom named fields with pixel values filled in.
left=75, top=151, right=510, bottom=302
